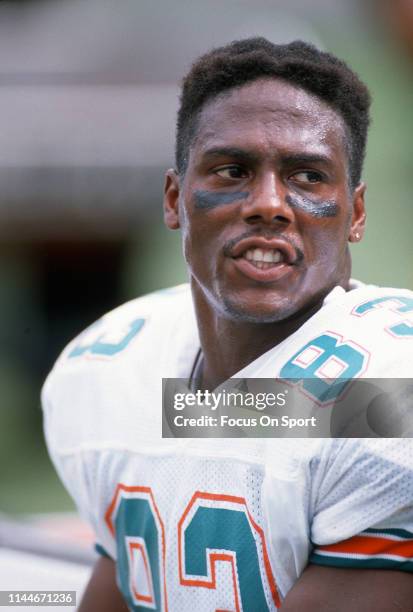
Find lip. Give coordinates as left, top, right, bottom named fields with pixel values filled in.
left=231, top=257, right=294, bottom=283
left=230, top=236, right=298, bottom=264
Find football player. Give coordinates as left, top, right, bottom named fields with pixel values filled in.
left=42, top=39, right=413, bottom=610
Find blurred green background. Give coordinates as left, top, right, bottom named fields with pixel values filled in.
left=0, top=0, right=412, bottom=515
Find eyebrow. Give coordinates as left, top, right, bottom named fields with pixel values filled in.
left=280, top=153, right=333, bottom=167
left=200, top=147, right=333, bottom=167
left=201, top=147, right=261, bottom=164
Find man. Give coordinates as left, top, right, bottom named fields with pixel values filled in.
left=42, top=38, right=413, bottom=610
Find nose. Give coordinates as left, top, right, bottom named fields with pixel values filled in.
left=241, top=172, right=294, bottom=226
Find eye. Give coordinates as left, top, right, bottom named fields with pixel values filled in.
left=214, top=165, right=248, bottom=179
left=290, top=170, right=323, bottom=184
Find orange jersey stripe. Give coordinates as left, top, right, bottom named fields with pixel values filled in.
left=317, top=535, right=413, bottom=559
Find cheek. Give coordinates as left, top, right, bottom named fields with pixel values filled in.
left=180, top=212, right=216, bottom=270
left=285, top=194, right=339, bottom=218
left=302, top=217, right=349, bottom=263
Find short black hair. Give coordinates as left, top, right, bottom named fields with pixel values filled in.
left=176, top=37, right=371, bottom=189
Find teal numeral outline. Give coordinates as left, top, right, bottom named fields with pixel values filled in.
left=69, top=318, right=145, bottom=358
left=105, top=486, right=280, bottom=611
left=178, top=491, right=280, bottom=611
left=105, top=485, right=168, bottom=611
left=279, top=332, right=369, bottom=404
left=352, top=295, right=413, bottom=338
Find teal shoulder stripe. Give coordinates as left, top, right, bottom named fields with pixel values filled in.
left=364, top=528, right=413, bottom=539
left=95, top=543, right=112, bottom=559
left=310, top=553, right=413, bottom=573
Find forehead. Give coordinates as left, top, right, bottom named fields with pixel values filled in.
left=192, top=78, right=347, bottom=161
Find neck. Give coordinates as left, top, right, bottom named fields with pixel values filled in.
left=191, top=284, right=331, bottom=391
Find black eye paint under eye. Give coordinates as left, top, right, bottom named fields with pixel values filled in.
left=286, top=194, right=338, bottom=218
left=194, top=190, right=249, bottom=210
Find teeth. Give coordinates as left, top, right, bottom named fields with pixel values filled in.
left=244, top=248, right=283, bottom=264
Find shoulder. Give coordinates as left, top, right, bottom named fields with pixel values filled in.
left=53, top=283, right=193, bottom=365
left=333, top=279, right=413, bottom=344
left=320, top=278, right=413, bottom=320
left=334, top=280, right=413, bottom=368
left=41, top=284, right=197, bottom=451
left=341, top=279, right=413, bottom=313
left=47, top=283, right=194, bottom=372
left=275, top=280, right=413, bottom=379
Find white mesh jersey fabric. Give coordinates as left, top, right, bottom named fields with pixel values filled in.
left=237, top=280, right=413, bottom=379
left=309, top=438, right=413, bottom=543
left=42, top=282, right=413, bottom=610
left=78, top=444, right=308, bottom=609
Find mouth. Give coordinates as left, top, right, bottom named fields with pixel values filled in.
left=241, top=247, right=285, bottom=269
left=229, top=237, right=299, bottom=282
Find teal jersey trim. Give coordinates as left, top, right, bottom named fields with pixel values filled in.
left=310, top=552, right=413, bottom=573
left=95, top=542, right=112, bottom=559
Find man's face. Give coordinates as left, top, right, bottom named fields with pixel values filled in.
left=164, top=78, right=366, bottom=323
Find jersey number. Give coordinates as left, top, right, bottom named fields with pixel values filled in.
left=352, top=295, right=413, bottom=338
left=105, top=485, right=280, bottom=611
left=69, top=319, right=145, bottom=358
left=279, top=332, right=368, bottom=404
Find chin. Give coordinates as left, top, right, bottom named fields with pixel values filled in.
left=221, top=295, right=298, bottom=324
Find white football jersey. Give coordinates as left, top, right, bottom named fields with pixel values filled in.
left=42, top=281, right=413, bottom=611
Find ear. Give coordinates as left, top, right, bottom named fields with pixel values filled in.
left=348, top=182, right=366, bottom=243
left=164, top=169, right=181, bottom=230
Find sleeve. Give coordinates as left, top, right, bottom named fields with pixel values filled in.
left=42, top=377, right=114, bottom=560
left=308, top=439, right=413, bottom=572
